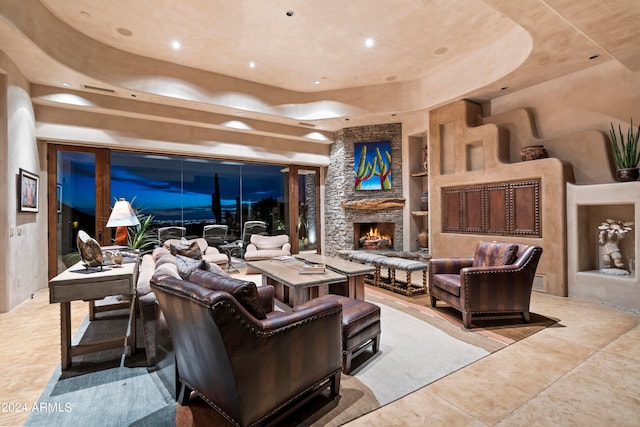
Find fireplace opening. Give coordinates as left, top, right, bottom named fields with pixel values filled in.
left=354, top=222, right=394, bottom=250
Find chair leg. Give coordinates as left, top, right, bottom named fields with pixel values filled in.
left=343, top=351, right=353, bottom=375
left=430, top=295, right=437, bottom=307
left=330, top=372, right=341, bottom=397
left=462, top=312, right=472, bottom=329
left=406, top=271, right=412, bottom=296
left=177, top=382, right=192, bottom=405
left=372, top=333, right=380, bottom=354
left=522, top=311, right=531, bottom=323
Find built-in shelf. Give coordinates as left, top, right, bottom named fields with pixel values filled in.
left=410, top=171, right=428, bottom=177
left=567, top=181, right=640, bottom=310
left=411, top=211, right=429, bottom=216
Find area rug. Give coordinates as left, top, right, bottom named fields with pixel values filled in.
left=25, top=310, right=176, bottom=427
left=27, top=287, right=556, bottom=426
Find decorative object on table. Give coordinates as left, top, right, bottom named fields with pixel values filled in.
left=610, top=119, right=640, bottom=181
left=76, top=230, right=104, bottom=270
left=420, top=191, right=429, bottom=211
left=418, top=230, right=429, bottom=248
left=598, top=219, right=633, bottom=274
left=520, top=144, right=549, bottom=161
left=299, top=263, right=326, bottom=274
left=106, top=198, right=140, bottom=246
left=354, top=140, right=392, bottom=190
left=104, top=250, right=124, bottom=266
left=18, top=168, right=39, bottom=212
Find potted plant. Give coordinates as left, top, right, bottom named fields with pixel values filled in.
left=610, top=118, right=640, bottom=181
left=127, top=213, right=157, bottom=254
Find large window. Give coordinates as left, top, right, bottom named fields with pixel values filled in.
left=49, top=145, right=319, bottom=277
left=109, top=153, right=288, bottom=242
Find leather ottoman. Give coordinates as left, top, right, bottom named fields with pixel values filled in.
left=297, top=294, right=381, bottom=373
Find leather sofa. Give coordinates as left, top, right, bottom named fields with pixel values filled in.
left=151, top=269, right=343, bottom=427
left=428, top=241, right=543, bottom=328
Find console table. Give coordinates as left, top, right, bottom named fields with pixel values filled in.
left=49, top=260, right=139, bottom=370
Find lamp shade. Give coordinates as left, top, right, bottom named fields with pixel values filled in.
left=106, top=198, right=140, bottom=227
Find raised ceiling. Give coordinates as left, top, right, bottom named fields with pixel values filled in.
left=1, top=0, right=639, bottom=136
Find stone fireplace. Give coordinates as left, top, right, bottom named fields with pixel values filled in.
left=354, top=222, right=395, bottom=250
left=324, top=123, right=404, bottom=256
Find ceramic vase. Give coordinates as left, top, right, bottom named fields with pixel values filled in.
left=616, top=168, right=639, bottom=182
left=520, top=145, right=549, bottom=161
left=418, top=230, right=428, bottom=248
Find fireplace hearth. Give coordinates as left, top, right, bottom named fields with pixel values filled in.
left=354, top=222, right=395, bottom=250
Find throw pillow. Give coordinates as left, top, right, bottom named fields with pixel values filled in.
left=472, top=241, right=518, bottom=267
left=170, top=241, right=202, bottom=260
left=189, top=270, right=266, bottom=320
left=175, top=254, right=210, bottom=280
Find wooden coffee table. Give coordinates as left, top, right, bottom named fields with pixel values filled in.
left=295, top=253, right=375, bottom=300
left=246, top=259, right=347, bottom=307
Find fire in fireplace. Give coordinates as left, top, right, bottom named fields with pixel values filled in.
left=354, top=222, right=394, bottom=250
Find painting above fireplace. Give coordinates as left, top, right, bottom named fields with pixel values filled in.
left=354, top=140, right=392, bottom=191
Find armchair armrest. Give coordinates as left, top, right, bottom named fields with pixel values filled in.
left=204, top=246, right=221, bottom=255
left=245, top=243, right=258, bottom=253
left=429, top=257, right=474, bottom=274
left=282, top=242, right=291, bottom=253
left=459, top=264, right=537, bottom=311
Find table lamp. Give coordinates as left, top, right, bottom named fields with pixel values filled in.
left=106, top=198, right=140, bottom=246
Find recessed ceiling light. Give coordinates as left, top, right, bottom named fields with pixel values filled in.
left=61, top=82, right=71, bottom=87
left=249, top=61, right=256, bottom=68
left=170, top=40, right=182, bottom=50
left=80, top=11, right=90, bottom=18
left=315, top=80, right=321, bottom=85
left=434, top=47, right=448, bottom=55
left=364, top=37, right=376, bottom=48
left=500, top=86, right=509, bottom=91
left=286, top=10, right=295, bottom=17
left=588, top=54, right=600, bottom=60
left=385, top=76, right=396, bottom=82
left=130, top=94, right=137, bottom=98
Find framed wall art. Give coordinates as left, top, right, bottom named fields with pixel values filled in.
left=19, top=168, right=39, bottom=212
left=354, top=140, right=392, bottom=190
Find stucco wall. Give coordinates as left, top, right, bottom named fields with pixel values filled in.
left=0, top=51, right=44, bottom=312
left=429, top=100, right=573, bottom=296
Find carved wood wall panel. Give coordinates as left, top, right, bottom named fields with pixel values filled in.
left=442, top=179, right=541, bottom=237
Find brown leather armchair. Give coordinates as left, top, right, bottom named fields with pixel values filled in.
left=151, top=270, right=343, bottom=427
left=428, top=241, right=543, bottom=329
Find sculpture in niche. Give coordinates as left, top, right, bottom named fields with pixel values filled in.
left=598, top=219, right=633, bottom=274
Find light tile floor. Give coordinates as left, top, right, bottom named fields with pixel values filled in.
left=1, top=279, right=639, bottom=426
